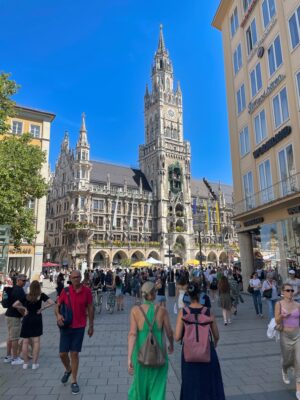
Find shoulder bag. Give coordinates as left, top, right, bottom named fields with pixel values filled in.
left=58, top=287, right=73, bottom=329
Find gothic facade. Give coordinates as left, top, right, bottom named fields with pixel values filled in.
left=44, top=26, right=238, bottom=269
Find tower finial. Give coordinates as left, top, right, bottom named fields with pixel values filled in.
left=158, top=24, right=166, bottom=52
left=81, top=112, right=86, bottom=132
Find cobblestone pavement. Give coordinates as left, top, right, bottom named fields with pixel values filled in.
left=0, top=281, right=297, bottom=399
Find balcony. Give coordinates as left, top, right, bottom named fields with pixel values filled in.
left=235, top=173, right=300, bottom=217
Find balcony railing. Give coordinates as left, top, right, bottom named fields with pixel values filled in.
left=235, top=172, right=300, bottom=216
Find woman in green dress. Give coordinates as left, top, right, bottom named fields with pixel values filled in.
left=128, top=281, right=174, bottom=400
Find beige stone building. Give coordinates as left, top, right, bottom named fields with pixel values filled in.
left=6, top=105, right=55, bottom=276
left=44, top=26, right=238, bottom=269
left=213, top=0, right=300, bottom=279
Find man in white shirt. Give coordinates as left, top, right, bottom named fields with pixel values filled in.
left=286, top=270, right=300, bottom=302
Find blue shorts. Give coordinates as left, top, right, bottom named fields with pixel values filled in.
left=157, top=295, right=166, bottom=303
left=59, top=327, right=85, bottom=353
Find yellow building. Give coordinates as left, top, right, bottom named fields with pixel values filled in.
left=213, top=0, right=300, bottom=279
left=6, top=105, right=55, bottom=276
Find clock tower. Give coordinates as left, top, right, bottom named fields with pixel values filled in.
left=139, top=25, right=194, bottom=263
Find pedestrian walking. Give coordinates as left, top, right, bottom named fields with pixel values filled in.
left=249, top=272, right=263, bottom=317
left=275, top=283, right=300, bottom=399
left=218, top=276, right=232, bottom=325
left=55, top=270, right=94, bottom=395
left=262, top=273, right=279, bottom=321
left=286, top=270, right=300, bottom=303
left=4, top=274, right=26, bottom=365
left=208, top=269, right=218, bottom=302
left=174, top=281, right=225, bottom=400
left=175, top=275, right=188, bottom=311
left=115, top=275, right=124, bottom=311
left=56, top=273, right=65, bottom=299
left=12, top=280, right=54, bottom=369
left=228, top=271, right=239, bottom=315
left=128, top=281, right=174, bottom=400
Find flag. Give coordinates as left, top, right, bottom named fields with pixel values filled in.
left=205, top=200, right=210, bottom=232
left=144, top=203, right=151, bottom=231
left=129, top=200, right=134, bottom=229
left=112, top=197, right=119, bottom=228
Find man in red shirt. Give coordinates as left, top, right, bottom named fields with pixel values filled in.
left=55, top=270, right=94, bottom=395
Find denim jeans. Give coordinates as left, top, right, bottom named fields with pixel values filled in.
left=252, top=291, right=262, bottom=315
left=267, top=299, right=277, bottom=321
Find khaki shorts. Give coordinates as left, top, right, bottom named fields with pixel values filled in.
left=6, top=317, right=22, bottom=341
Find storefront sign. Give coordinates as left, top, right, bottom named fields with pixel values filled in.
left=248, top=74, right=285, bottom=114
left=244, top=217, right=264, bottom=227
left=9, top=246, right=33, bottom=255
left=288, top=206, right=300, bottom=215
left=253, top=126, right=292, bottom=159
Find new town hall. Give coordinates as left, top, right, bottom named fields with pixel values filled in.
left=44, top=26, right=238, bottom=269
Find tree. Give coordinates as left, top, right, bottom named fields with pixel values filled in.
left=0, top=73, right=48, bottom=246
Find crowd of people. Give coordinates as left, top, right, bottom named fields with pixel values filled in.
left=1, top=263, right=300, bottom=399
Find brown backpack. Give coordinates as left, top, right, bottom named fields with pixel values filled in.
left=137, top=305, right=166, bottom=368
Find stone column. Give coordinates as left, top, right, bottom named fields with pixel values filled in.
left=238, top=232, right=254, bottom=285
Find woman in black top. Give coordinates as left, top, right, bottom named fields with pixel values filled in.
left=13, top=280, right=54, bottom=369
left=56, top=273, right=65, bottom=298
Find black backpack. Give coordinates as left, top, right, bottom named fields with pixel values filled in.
left=1, top=286, right=13, bottom=308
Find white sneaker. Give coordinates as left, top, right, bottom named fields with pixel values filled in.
left=296, top=391, right=300, bottom=400
left=23, top=363, right=29, bottom=370
left=282, top=369, right=290, bottom=385
left=11, top=357, right=24, bottom=365
left=4, top=356, right=12, bottom=363
left=32, top=363, right=39, bottom=370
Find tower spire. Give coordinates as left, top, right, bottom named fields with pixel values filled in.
left=157, top=24, right=166, bottom=53
left=77, top=112, right=89, bottom=147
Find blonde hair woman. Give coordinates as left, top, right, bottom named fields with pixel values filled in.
left=13, top=280, right=54, bottom=369
left=275, top=283, right=300, bottom=399
left=128, top=281, right=174, bottom=400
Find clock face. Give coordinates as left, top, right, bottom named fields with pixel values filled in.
left=168, top=109, right=175, bottom=118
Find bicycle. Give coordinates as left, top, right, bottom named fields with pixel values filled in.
left=105, top=289, right=116, bottom=314
left=92, top=288, right=103, bottom=314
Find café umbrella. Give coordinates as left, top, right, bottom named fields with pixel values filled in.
left=131, top=261, right=152, bottom=268
left=185, top=259, right=200, bottom=266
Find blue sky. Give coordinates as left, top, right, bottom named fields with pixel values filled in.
left=0, top=0, right=232, bottom=184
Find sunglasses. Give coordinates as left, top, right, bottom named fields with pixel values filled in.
left=71, top=276, right=81, bottom=279
left=284, top=289, right=294, bottom=293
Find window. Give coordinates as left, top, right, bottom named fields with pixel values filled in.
left=12, top=121, right=23, bottom=135
left=133, top=204, right=138, bottom=215
left=246, top=19, right=258, bottom=54
left=243, top=171, right=255, bottom=209
left=268, top=35, right=282, bottom=76
left=93, top=216, right=104, bottom=227
left=133, top=219, right=138, bottom=230
left=233, top=44, right=243, bottom=75
left=27, top=199, right=35, bottom=209
left=250, top=63, right=262, bottom=97
left=93, top=199, right=104, bottom=211
left=116, top=218, right=121, bottom=229
left=254, top=109, right=267, bottom=144
left=239, top=126, right=250, bottom=157
left=230, top=7, right=239, bottom=37
left=80, top=197, right=85, bottom=209
left=273, top=87, right=289, bottom=128
left=259, top=159, right=274, bottom=203
left=296, top=71, right=300, bottom=107
left=289, top=6, right=300, bottom=50
left=262, top=0, right=276, bottom=29
left=30, top=124, right=41, bottom=138
left=278, top=144, right=297, bottom=195
left=236, top=84, right=246, bottom=114
left=243, top=0, right=252, bottom=12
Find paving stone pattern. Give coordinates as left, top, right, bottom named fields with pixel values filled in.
left=0, top=281, right=297, bottom=399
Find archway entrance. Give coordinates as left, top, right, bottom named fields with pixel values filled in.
left=131, top=251, right=144, bottom=262
left=93, top=251, right=109, bottom=268
left=113, top=251, right=127, bottom=265
left=207, top=251, right=217, bottom=265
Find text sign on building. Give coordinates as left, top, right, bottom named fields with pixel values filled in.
left=244, top=217, right=264, bottom=227
left=253, top=126, right=292, bottom=159
left=288, top=206, right=300, bottom=215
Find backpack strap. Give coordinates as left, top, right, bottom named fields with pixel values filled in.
left=139, top=305, right=159, bottom=332
left=183, top=306, right=191, bottom=315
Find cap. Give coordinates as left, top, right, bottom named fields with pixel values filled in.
left=17, top=274, right=27, bottom=281
left=288, top=270, right=296, bottom=274
left=141, top=281, right=155, bottom=295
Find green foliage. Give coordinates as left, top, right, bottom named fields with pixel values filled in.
left=0, top=73, right=47, bottom=246
left=120, top=258, right=132, bottom=267
left=0, top=73, right=19, bottom=135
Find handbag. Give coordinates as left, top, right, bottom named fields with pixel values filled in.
left=275, top=302, right=283, bottom=332
left=137, top=306, right=166, bottom=367
left=58, top=287, right=73, bottom=328
left=247, top=284, right=254, bottom=294
left=263, top=288, right=272, bottom=299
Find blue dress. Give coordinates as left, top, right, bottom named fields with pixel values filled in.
left=180, top=307, right=225, bottom=400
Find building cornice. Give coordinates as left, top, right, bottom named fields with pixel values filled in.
left=212, top=0, right=233, bottom=31
left=15, top=104, right=56, bottom=122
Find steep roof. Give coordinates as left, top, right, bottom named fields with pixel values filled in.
left=191, top=179, right=233, bottom=204
left=90, top=160, right=152, bottom=191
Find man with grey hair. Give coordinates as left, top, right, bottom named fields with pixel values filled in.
left=55, top=270, right=94, bottom=395
left=4, top=274, right=27, bottom=364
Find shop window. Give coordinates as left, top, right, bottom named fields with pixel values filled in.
left=259, top=159, right=274, bottom=203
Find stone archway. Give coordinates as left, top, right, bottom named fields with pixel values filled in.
left=173, top=235, right=186, bottom=264
left=195, top=251, right=206, bottom=263
left=131, top=251, right=144, bottom=262
left=219, top=252, right=228, bottom=264
left=112, top=250, right=128, bottom=265
left=207, top=251, right=217, bottom=264
left=93, top=251, right=110, bottom=268
left=147, top=251, right=160, bottom=260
